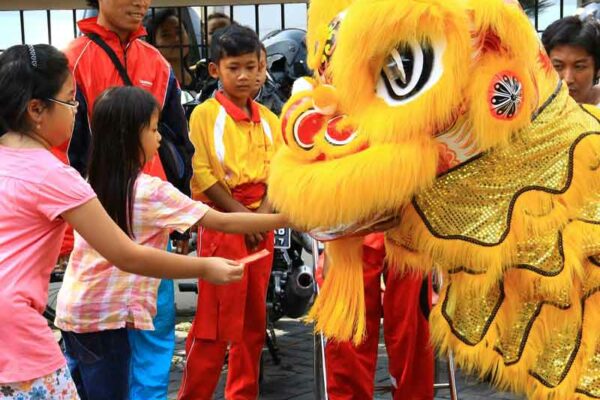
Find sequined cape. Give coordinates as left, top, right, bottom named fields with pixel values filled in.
left=386, top=84, right=600, bottom=399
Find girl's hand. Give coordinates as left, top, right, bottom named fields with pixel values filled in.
left=202, top=257, right=245, bottom=284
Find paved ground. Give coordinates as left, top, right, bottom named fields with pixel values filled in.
left=167, top=317, right=523, bottom=400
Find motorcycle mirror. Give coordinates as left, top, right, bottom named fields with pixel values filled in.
left=180, top=90, right=195, bottom=105
left=267, top=53, right=285, bottom=71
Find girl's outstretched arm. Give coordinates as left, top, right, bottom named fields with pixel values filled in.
left=199, top=209, right=288, bottom=234
left=62, top=198, right=243, bottom=284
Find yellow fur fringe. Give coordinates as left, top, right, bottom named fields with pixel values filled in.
left=306, top=237, right=366, bottom=345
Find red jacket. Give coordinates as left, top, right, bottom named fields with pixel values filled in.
left=54, top=17, right=194, bottom=254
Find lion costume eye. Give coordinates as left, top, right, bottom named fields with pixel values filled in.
left=376, top=40, right=444, bottom=105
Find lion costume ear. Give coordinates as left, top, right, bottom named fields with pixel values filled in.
left=306, top=0, right=353, bottom=73
left=465, top=0, right=542, bottom=151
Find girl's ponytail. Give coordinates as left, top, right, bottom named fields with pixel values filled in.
left=88, top=86, right=160, bottom=238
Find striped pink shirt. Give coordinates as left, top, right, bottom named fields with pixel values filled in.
left=55, top=173, right=209, bottom=333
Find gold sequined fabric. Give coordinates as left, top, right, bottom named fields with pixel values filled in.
left=414, top=87, right=599, bottom=245
left=529, top=317, right=581, bottom=388
left=579, top=224, right=600, bottom=257
left=420, top=84, right=600, bottom=398
left=579, top=200, right=600, bottom=223
left=492, top=275, right=572, bottom=365
left=515, top=232, right=564, bottom=277
left=441, top=282, right=503, bottom=345
left=494, top=301, right=540, bottom=365
left=583, top=259, right=600, bottom=297
left=578, top=202, right=600, bottom=258
left=577, top=346, right=600, bottom=399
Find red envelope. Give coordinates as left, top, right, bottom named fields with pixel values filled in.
left=236, top=249, right=271, bottom=265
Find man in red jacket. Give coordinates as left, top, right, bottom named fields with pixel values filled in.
left=53, top=1, right=194, bottom=399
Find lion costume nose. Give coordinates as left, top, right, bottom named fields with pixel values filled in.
left=281, top=85, right=364, bottom=161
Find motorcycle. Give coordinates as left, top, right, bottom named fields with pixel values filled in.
left=264, top=228, right=316, bottom=364
left=268, top=228, right=316, bottom=322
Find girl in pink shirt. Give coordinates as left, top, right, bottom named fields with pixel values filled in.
left=55, top=86, right=288, bottom=400
left=0, top=45, right=255, bottom=399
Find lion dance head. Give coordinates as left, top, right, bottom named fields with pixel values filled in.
left=269, top=1, right=600, bottom=399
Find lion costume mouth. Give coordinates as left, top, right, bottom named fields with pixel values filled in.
left=268, top=138, right=439, bottom=232
left=308, top=211, right=396, bottom=241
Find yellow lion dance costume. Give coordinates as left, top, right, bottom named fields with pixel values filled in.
left=268, top=0, right=600, bottom=398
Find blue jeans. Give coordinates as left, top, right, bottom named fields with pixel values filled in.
left=62, top=328, right=130, bottom=400
left=128, top=278, right=176, bottom=400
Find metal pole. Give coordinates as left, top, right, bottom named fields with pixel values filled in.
left=311, top=238, right=329, bottom=400
left=19, top=10, right=25, bottom=44
left=72, top=9, right=77, bottom=39
left=560, top=0, right=564, bottom=18
left=447, top=350, right=459, bottom=400
left=534, top=0, right=539, bottom=32
left=202, top=6, right=208, bottom=58
left=46, top=10, right=52, bottom=44
left=254, top=4, right=260, bottom=35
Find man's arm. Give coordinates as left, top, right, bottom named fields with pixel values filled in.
left=159, top=69, right=195, bottom=195
left=67, top=88, right=90, bottom=177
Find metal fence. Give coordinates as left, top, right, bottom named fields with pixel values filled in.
left=0, top=2, right=308, bottom=54
left=528, top=0, right=584, bottom=32
left=1, top=1, right=594, bottom=49
left=0, top=1, right=309, bottom=90
left=0, top=1, right=595, bottom=60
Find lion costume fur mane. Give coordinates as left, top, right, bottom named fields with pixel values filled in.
left=268, top=0, right=600, bottom=398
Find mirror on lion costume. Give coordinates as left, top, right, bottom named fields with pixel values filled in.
left=267, top=0, right=600, bottom=399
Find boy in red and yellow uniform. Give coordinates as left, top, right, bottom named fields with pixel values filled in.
left=178, top=25, right=281, bottom=400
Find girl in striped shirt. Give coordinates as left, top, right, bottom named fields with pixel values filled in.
left=55, top=86, right=288, bottom=400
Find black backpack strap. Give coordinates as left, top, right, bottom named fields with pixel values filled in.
left=85, top=32, right=133, bottom=86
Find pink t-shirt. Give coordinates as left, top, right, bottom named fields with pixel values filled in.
left=0, top=146, right=96, bottom=383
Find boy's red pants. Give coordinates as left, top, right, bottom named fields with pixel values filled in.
left=322, top=234, right=434, bottom=400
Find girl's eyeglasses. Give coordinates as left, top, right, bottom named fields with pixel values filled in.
left=47, top=98, right=79, bottom=111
